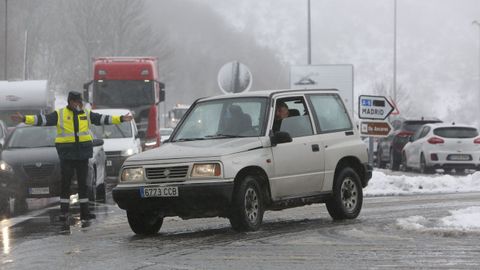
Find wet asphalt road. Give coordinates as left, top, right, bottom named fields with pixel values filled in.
left=1, top=181, right=480, bottom=269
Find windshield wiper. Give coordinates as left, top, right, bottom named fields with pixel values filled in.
left=205, top=133, right=247, bottom=138
left=174, top=138, right=207, bottom=142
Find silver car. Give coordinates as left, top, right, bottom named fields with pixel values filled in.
left=113, top=89, right=372, bottom=235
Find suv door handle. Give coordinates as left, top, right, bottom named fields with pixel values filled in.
left=345, top=131, right=354, bottom=136
left=311, top=144, right=320, bottom=152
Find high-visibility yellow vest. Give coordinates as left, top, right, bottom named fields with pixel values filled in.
left=55, top=108, right=93, bottom=144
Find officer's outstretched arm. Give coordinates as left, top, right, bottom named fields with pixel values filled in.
left=89, top=111, right=125, bottom=126
left=20, top=111, right=58, bottom=126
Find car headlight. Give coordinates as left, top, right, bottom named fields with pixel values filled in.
left=191, top=163, right=221, bottom=177
left=0, top=161, right=13, bottom=173
left=120, top=167, right=144, bottom=182
left=121, top=148, right=136, bottom=157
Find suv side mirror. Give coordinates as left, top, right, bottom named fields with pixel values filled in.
left=270, top=131, right=292, bottom=146
left=92, top=139, right=104, bottom=147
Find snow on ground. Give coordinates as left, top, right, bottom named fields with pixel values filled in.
left=368, top=170, right=480, bottom=234
left=365, top=170, right=480, bottom=197
left=396, top=207, right=480, bottom=236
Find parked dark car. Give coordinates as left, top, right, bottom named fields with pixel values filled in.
left=377, top=118, right=442, bottom=170
left=0, top=125, right=106, bottom=216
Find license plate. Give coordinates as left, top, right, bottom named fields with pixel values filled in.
left=106, top=160, right=112, bottom=166
left=140, top=186, right=178, bottom=198
left=448, top=154, right=471, bottom=161
left=29, top=187, right=50, bottom=195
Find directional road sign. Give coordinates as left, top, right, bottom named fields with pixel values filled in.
left=358, top=95, right=394, bottom=120
left=360, top=121, right=392, bottom=137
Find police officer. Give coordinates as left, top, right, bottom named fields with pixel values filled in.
left=12, top=91, right=133, bottom=222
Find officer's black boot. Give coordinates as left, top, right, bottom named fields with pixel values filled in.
left=59, top=202, right=69, bottom=222
left=80, top=202, right=96, bottom=221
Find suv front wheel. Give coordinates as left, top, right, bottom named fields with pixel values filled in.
left=229, top=176, right=265, bottom=232
left=326, top=167, right=363, bottom=220
left=127, top=210, right=164, bottom=235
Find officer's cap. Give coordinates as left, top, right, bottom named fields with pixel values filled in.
left=67, top=91, right=83, bottom=102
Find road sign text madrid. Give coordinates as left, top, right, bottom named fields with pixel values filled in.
left=358, top=95, right=394, bottom=120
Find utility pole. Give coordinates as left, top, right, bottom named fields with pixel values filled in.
left=472, top=20, right=480, bottom=116
left=393, top=0, right=397, bottom=104
left=4, top=0, right=7, bottom=80
left=307, top=0, right=311, bottom=65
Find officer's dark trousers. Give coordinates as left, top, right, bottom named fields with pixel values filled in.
left=59, top=159, right=89, bottom=217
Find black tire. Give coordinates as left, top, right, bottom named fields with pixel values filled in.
left=420, top=153, right=434, bottom=174
left=0, top=196, right=10, bottom=218
left=377, top=149, right=386, bottom=169
left=390, top=149, right=400, bottom=171
left=326, top=167, right=363, bottom=220
left=96, top=183, right=106, bottom=203
left=88, top=166, right=97, bottom=202
left=229, top=176, right=265, bottom=232
left=127, top=210, right=164, bottom=235
left=401, top=152, right=410, bottom=172
left=13, top=195, right=27, bottom=215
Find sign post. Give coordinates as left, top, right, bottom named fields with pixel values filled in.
left=358, top=95, right=395, bottom=166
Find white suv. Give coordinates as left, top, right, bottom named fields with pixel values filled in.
left=113, top=89, right=372, bottom=235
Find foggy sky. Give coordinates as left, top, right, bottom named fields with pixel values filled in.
left=206, top=0, right=480, bottom=124
left=2, top=0, right=480, bottom=126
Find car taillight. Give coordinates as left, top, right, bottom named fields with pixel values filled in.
left=397, top=131, right=413, bottom=138
left=474, top=138, right=480, bottom=144
left=427, top=137, right=444, bottom=144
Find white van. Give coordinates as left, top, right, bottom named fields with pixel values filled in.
left=92, top=109, right=142, bottom=177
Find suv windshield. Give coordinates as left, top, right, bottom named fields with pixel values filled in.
left=93, top=80, right=154, bottom=107
left=433, top=127, right=479, bottom=138
left=173, top=97, right=267, bottom=141
left=7, top=126, right=56, bottom=148
left=91, top=122, right=133, bottom=139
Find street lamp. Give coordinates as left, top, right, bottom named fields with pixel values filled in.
left=307, top=0, right=311, bottom=65
left=4, top=0, right=7, bottom=80
left=472, top=20, right=480, bottom=109
left=392, top=0, right=397, bottom=104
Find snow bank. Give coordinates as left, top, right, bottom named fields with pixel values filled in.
left=396, top=207, right=480, bottom=235
left=365, top=171, right=480, bottom=197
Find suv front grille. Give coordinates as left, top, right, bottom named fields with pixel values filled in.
left=145, top=166, right=189, bottom=180
left=24, top=164, right=55, bottom=179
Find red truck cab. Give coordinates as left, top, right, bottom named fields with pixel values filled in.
left=84, top=57, right=165, bottom=150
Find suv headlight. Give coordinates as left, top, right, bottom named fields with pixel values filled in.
left=121, top=167, right=144, bottom=182
left=0, top=161, right=13, bottom=173
left=191, top=163, right=221, bottom=177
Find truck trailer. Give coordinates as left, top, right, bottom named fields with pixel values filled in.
left=0, top=80, right=54, bottom=127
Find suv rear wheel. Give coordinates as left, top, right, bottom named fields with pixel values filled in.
left=326, top=167, right=363, bottom=220
left=127, top=210, right=164, bottom=235
left=229, top=176, right=264, bottom=232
